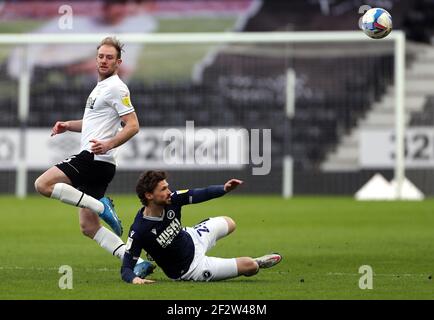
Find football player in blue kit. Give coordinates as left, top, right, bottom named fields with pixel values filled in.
left=121, top=170, right=282, bottom=284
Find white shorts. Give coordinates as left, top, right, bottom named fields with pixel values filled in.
left=179, top=217, right=238, bottom=282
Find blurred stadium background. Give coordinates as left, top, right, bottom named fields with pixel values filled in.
left=1, top=0, right=434, bottom=196
left=1, top=0, right=434, bottom=299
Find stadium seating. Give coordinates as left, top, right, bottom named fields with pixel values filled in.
left=2, top=0, right=434, bottom=195
left=0, top=53, right=395, bottom=172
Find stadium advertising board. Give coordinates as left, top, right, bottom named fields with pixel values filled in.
left=0, top=127, right=248, bottom=170
left=360, top=127, right=434, bottom=168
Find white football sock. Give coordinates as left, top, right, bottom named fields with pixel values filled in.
left=93, top=226, right=145, bottom=264
left=93, top=226, right=125, bottom=259
left=51, top=183, right=104, bottom=214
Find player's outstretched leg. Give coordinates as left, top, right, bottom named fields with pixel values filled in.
left=34, top=167, right=123, bottom=236
left=254, top=253, right=282, bottom=269
left=35, top=170, right=103, bottom=213
left=99, top=197, right=123, bottom=237
left=35, top=168, right=104, bottom=213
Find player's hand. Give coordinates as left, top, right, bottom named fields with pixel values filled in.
left=51, top=121, right=69, bottom=136
left=224, top=179, right=243, bottom=192
left=90, top=139, right=113, bottom=155
left=132, top=277, right=155, bottom=285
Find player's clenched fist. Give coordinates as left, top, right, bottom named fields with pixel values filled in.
left=90, top=139, right=114, bottom=155
left=132, top=277, right=155, bottom=285
left=51, top=121, right=69, bottom=136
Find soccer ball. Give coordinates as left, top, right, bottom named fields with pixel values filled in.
left=361, top=8, right=392, bottom=39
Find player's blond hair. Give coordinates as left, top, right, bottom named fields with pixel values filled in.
left=97, top=36, right=124, bottom=59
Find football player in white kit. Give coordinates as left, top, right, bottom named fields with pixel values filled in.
left=34, top=37, right=154, bottom=279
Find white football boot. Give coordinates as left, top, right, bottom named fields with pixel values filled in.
left=254, top=253, right=282, bottom=269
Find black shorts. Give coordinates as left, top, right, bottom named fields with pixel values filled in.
left=55, top=151, right=116, bottom=199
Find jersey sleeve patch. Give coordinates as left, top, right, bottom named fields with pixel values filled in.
left=176, top=189, right=189, bottom=195
left=121, top=95, right=132, bottom=107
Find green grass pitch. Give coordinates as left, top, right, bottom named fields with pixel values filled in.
left=0, top=195, right=433, bottom=299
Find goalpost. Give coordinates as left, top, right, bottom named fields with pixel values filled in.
left=0, top=31, right=406, bottom=198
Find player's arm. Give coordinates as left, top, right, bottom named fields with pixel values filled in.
left=91, top=111, right=139, bottom=155
left=121, top=254, right=153, bottom=284
left=120, top=231, right=154, bottom=285
left=191, top=179, right=243, bottom=203
left=171, top=179, right=243, bottom=206
left=51, top=120, right=82, bottom=136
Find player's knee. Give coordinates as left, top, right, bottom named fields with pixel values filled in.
left=223, top=216, right=236, bottom=234
left=34, top=177, right=43, bottom=194
left=34, top=177, right=51, bottom=197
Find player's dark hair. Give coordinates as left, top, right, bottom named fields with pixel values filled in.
left=136, top=171, right=168, bottom=206
left=97, top=36, right=124, bottom=59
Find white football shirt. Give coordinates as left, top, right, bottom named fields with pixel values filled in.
left=81, top=74, right=135, bottom=165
